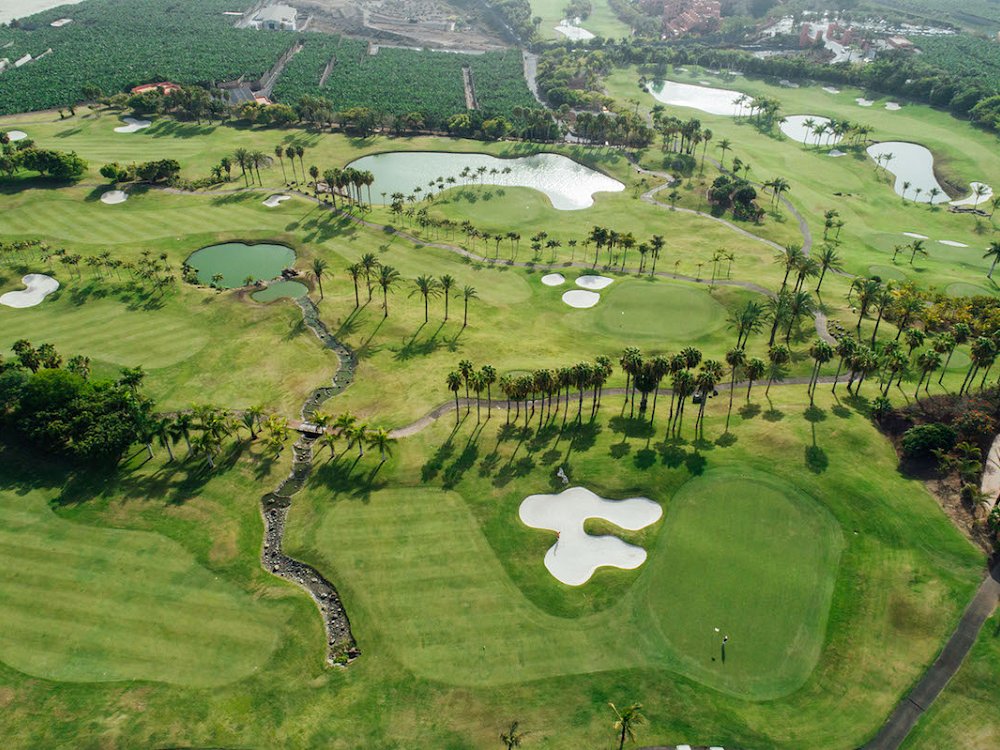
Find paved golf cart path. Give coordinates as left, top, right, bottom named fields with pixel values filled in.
left=860, top=560, right=999, bottom=750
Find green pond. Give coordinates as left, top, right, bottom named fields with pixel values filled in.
left=187, top=242, right=295, bottom=289
left=252, top=280, right=308, bottom=303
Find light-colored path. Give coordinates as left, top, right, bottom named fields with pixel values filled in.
left=860, top=561, right=999, bottom=750
left=980, top=433, right=1000, bottom=503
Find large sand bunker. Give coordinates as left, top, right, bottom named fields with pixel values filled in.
left=100, top=190, right=128, bottom=205
left=0, top=274, right=59, bottom=308
left=519, top=486, right=662, bottom=586
left=263, top=194, right=291, bottom=208
left=114, top=117, right=151, bottom=133
left=562, top=290, right=600, bottom=308
left=541, top=273, right=565, bottom=286
left=575, top=275, right=614, bottom=290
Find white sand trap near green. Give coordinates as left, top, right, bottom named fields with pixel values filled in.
left=780, top=115, right=841, bottom=145
left=828, top=149, right=846, bottom=157
left=576, top=275, right=613, bottom=290
left=867, top=141, right=949, bottom=203
left=648, top=80, right=745, bottom=116
left=541, top=273, right=565, bottom=286
left=100, top=189, right=128, bottom=205
left=114, top=117, right=151, bottom=133
left=939, top=240, right=969, bottom=247
left=951, top=182, right=993, bottom=207
left=562, top=290, right=600, bottom=308
left=263, top=194, right=291, bottom=207
left=822, top=86, right=840, bottom=94
left=519, top=486, right=662, bottom=586
left=6, top=130, right=27, bottom=141
left=856, top=98, right=874, bottom=107
left=903, top=232, right=929, bottom=239
left=554, top=19, right=594, bottom=40
left=885, top=102, right=902, bottom=111
left=0, top=274, right=59, bottom=308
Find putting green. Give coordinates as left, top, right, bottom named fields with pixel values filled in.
left=0, top=486, right=283, bottom=686
left=593, top=280, right=728, bottom=340
left=946, top=282, right=993, bottom=298
left=639, top=469, right=843, bottom=697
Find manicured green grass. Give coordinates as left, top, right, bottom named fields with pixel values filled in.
left=903, top=612, right=1000, bottom=750
left=530, top=0, right=631, bottom=40
left=644, top=468, right=841, bottom=696
left=0, top=449, right=288, bottom=687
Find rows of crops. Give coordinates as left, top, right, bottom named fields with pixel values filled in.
left=0, top=0, right=291, bottom=115
left=271, top=36, right=537, bottom=124
left=917, top=36, right=1000, bottom=90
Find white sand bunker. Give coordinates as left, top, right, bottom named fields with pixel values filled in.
left=541, top=273, right=565, bottom=286
left=885, top=102, right=901, bottom=111
left=822, top=86, right=840, bottom=94
left=519, top=486, right=662, bottom=586
left=903, top=232, right=929, bottom=239
left=828, top=149, right=846, bottom=157
left=939, top=240, right=969, bottom=247
left=554, top=18, right=594, bottom=40
left=575, top=275, right=613, bottom=290
left=114, top=117, right=151, bottom=133
left=6, top=130, right=27, bottom=142
left=0, top=274, right=59, bottom=308
left=263, top=194, right=291, bottom=208
left=855, top=98, right=874, bottom=107
left=100, top=189, right=128, bottom=205
left=562, top=290, right=600, bottom=308
left=951, top=182, right=993, bottom=207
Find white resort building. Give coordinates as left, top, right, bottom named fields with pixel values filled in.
left=249, top=4, right=297, bottom=31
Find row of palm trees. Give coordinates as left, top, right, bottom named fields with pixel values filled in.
left=307, top=410, right=395, bottom=463
left=145, top=404, right=289, bottom=468
left=796, top=117, right=875, bottom=149
left=323, top=253, right=479, bottom=325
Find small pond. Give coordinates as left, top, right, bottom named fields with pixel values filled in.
left=865, top=142, right=949, bottom=203
left=251, top=280, right=308, bottom=302
left=187, top=242, right=295, bottom=289
left=647, top=80, right=744, bottom=117
left=779, top=115, right=841, bottom=146
left=346, top=151, right=624, bottom=210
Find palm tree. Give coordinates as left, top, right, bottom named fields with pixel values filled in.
left=985, top=241, right=1000, bottom=279
left=694, top=360, right=723, bottom=437
left=481, top=365, right=497, bottom=414
left=670, top=369, right=694, bottom=437
left=808, top=339, right=835, bottom=402
left=609, top=702, right=645, bottom=750
left=249, top=150, right=266, bottom=186
left=360, top=252, right=379, bottom=301
left=462, top=285, right=478, bottom=328
left=439, top=274, right=455, bottom=320
left=500, top=720, right=525, bottom=750
left=311, top=257, right=329, bottom=300
left=935, top=332, right=957, bottom=385
left=411, top=275, right=442, bottom=323
left=724, top=347, right=746, bottom=431
left=347, top=263, right=362, bottom=307
left=831, top=335, right=857, bottom=392
left=366, top=427, right=395, bottom=462
left=446, top=371, right=463, bottom=422
left=765, top=343, right=790, bottom=396
left=716, top=138, right=732, bottom=168
left=348, top=423, right=368, bottom=458
left=233, top=147, right=251, bottom=187
left=274, top=145, right=287, bottom=182
left=153, top=416, right=175, bottom=462
left=366, top=264, right=396, bottom=317
left=914, top=350, right=942, bottom=399
left=744, top=357, right=767, bottom=402
left=470, top=370, right=486, bottom=422
left=815, top=245, right=841, bottom=293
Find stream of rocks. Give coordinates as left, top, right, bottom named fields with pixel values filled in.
left=259, top=295, right=359, bottom=664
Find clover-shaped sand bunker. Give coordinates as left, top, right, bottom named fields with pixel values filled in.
left=1, top=274, right=59, bottom=308
left=519, top=486, right=662, bottom=586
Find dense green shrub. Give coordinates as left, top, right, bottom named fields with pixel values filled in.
left=901, top=423, right=957, bottom=459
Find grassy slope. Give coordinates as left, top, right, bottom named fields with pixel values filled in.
left=530, top=0, right=632, bottom=40
left=277, top=384, right=984, bottom=748
left=0, top=443, right=296, bottom=688
left=605, top=67, right=1000, bottom=289
left=903, top=612, right=1000, bottom=750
